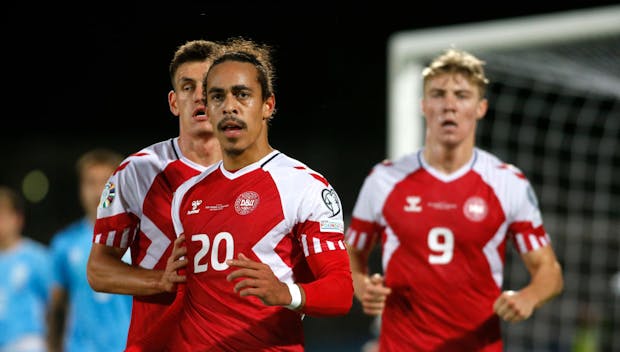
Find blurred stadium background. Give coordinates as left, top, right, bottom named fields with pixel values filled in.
left=1, top=2, right=618, bottom=351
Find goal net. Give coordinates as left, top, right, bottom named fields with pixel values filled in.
left=387, top=5, right=620, bottom=351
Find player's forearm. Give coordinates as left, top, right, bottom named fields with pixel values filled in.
left=302, top=251, right=354, bottom=316
left=300, top=272, right=353, bottom=316
left=351, top=271, right=370, bottom=302
left=346, top=245, right=371, bottom=302
left=523, top=260, right=564, bottom=309
left=46, top=289, right=66, bottom=352
left=87, top=254, right=166, bottom=295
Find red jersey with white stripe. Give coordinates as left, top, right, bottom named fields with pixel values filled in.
left=93, top=138, right=207, bottom=346
left=346, top=148, right=551, bottom=352
left=167, top=150, right=353, bottom=351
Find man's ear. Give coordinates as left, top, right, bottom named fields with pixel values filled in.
left=263, top=95, right=276, bottom=119
left=476, top=98, right=488, bottom=120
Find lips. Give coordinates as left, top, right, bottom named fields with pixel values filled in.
left=193, top=107, right=208, bottom=121
left=218, top=117, right=245, bottom=131
left=217, top=116, right=246, bottom=138
left=441, top=120, right=457, bottom=127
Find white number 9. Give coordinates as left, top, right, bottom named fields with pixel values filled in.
left=427, top=227, right=454, bottom=264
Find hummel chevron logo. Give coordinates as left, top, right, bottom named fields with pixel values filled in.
left=404, top=196, right=422, bottom=212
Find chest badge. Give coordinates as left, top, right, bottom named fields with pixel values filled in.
left=235, top=191, right=260, bottom=215
left=463, top=196, right=488, bottom=222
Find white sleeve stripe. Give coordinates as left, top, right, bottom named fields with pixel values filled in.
left=120, top=228, right=131, bottom=248
left=529, top=234, right=540, bottom=250
left=345, top=230, right=355, bottom=244
left=106, top=231, right=116, bottom=246
left=516, top=233, right=527, bottom=253
left=301, top=234, right=309, bottom=256
left=338, top=240, right=345, bottom=250
left=313, top=237, right=322, bottom=253
left=540, top=236, right=548, bottom=246
left=94, top=234, right=101, bottom=243
left=326, top=241, right=335, bottom=250
left=356, top=232, right=367, bottom=250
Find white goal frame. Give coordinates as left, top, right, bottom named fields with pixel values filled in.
left=386, top=4, right=620, bottom=160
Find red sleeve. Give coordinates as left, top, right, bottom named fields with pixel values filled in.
left=299, top=249, right=353, bottom=317
left=93, top=212, right=140, bottom=249
left=346, top=217, right=382, bottom=253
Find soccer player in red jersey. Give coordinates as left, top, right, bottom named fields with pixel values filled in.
left=148, top=37, right=354, bottom=351
left=85, top=40, right=223, bottom=347
left=345, top=48, right=564, bottom=351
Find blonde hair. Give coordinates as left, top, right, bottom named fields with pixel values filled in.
left=422, top=48, right=489, bottom=97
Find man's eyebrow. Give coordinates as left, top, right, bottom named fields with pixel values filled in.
left=207, top=87, right=224, bottom=94
left=178, top=76, right=196, bottom=84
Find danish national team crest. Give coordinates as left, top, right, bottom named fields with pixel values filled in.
left=463, top=196, right=488, bottom=222
left=99, top=182, right=116, bottom=208
left=234, top=191, right=260, bottom=215
left=321, top=188, right=341, bottom=217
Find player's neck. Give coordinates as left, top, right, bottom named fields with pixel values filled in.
left=423, top=143, right=475, bottom=175
left=222, top=143, right=274, bottom=172
left=178, top=135, right=222, bottom=167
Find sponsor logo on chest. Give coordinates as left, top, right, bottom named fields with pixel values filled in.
left=404, top=196, right=422, bottom=212
left=403, top=195, right=473, bottom=215
left=187, top=199, right=202, bottom=215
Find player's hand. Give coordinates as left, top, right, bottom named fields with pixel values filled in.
left=159, top=234, right=188, bottom=292
left=226, top=253, right=292, bottom=306
left=360, top=273, right=392, bottom=316
left=493, top=289, right=536, bottom=323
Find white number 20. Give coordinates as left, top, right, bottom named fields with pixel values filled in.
left=191, top=232, right=234, bottom=273
left=427, top=227, right=454, bottom=264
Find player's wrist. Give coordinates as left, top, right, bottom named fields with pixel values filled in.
left=285, top=283, right=302, bottom=310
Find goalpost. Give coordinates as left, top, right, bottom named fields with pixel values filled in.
left=387, top=5, right=620, bottom=351
left=387, top=4, right=620, bottom=159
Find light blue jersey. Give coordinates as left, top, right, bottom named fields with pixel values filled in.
left=0, top=238, right=52, bottom=352
left=50, top=218, right=132, bottom=352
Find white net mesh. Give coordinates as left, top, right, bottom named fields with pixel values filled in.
left=476, top=34, right=620, bottom=351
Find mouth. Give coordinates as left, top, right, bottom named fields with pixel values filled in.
left=217, top=116, right=246, bottom=137
left=193, top=107, right=208, bottom=121
left=441, top=120, right=457, bottom=128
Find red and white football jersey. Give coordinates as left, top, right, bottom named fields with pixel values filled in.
left=93, top=137, right=208, bottom=346
left=166, top=150, right=353, bottom=351
left=346, top=148, right=551, bottom=352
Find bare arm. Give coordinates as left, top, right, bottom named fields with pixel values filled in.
left=494, top=245, right=563, bottom=322
left=86, top=243, right=168, bottom=295
left=47, top=287, right=67, bottom=352
left=347, top=244, right=391, bottom=316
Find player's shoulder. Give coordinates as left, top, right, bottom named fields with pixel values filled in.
left=52, top=221, right=82, bottom=242
left=21, top=237, right=50, bottom=256
left=474, top=148, right=528, bottom=182
left=116, top=138, right=180, bottom=172
left=50, top=219, right=87, bottom=246
left=366, top=151, right=421, bottom=179
left=176, top=163, right=215, bottom=196
left=265, top=152, right=331, bottom=186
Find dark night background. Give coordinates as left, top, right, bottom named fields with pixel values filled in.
left=2, top=1, right=618, bottom=350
